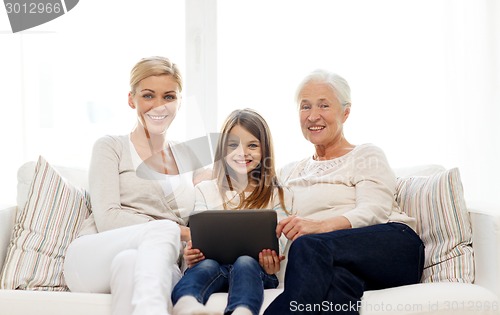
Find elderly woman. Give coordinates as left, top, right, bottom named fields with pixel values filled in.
left=264, top=70, right=424, bottom=315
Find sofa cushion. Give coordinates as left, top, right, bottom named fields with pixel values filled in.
left=0, top=156, right=91, bottom=291
left=0, top=289, right=111, bottom=315
left=360, top=282, right=498, bottom=315
left=17, top=161, right=88, bottom=218
left=396, top=168, right=474, bottom=283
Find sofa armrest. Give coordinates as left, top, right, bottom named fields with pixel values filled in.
left=468, top=202, right=500, bottom=298
left=0, top=205, right=16, bottom=270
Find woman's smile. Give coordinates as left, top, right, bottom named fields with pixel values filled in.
left=146, top=114, right=168, bottom=121
left=307, top=125, right=325, bottom=132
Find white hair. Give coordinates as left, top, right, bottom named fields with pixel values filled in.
left=295, top=69, right=351, bottom=107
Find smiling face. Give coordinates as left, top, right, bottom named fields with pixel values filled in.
left=298, top=81, right=350, bottom=149
left=224, top=124, right=262, bottom=179
left=128, top=74, right=181, bottom=136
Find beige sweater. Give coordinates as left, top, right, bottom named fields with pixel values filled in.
left=279, top=143, right=416, bottom=231
left=78, top=135, right=199, bottom=236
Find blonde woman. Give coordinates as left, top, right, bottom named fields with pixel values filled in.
left=64, top=56, right=208, bottom=315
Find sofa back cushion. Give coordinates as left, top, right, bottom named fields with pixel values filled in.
left=396, top=168, right=474, bottom=283
left=0, top=206, right=16, bottom=271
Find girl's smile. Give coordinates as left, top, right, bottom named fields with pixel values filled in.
left=225, top=124, right=262, bottom=179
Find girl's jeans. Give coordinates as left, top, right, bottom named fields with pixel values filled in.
left=264, top=223, right=425, bottom=315
left=172, top=255, right=279, bottom=315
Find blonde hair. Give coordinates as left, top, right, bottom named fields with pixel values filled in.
left=213, top=108, right=288, bottom=212
left=129, top=56, right=182, bottom=94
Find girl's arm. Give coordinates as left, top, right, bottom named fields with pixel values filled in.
left=193, top=183, right=210, bottom=211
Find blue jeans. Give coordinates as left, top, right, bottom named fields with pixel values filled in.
left=264, top=223, right=425, bottom=315
left=172, top=255, right=279, bottom=315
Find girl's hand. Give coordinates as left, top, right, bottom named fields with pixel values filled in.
left=259, top=249, right=284, bottom=275
left=184, top=240, right=205, bottom=268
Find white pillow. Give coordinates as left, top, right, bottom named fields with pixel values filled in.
left=1, top=156, right=91, bottom=291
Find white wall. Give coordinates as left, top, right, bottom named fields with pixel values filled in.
left=214, top=0, right=500, bottom=203
left=1, top=0, right=498, bottom=205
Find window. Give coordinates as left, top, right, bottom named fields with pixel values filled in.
left=0, top=0, right=185, bottom=202
left=1, top=0, right=498, bottom=204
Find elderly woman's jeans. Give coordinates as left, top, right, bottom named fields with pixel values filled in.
left=172, top=255, right=279, bottom=315
left=264, top=222, right=425, bottom=315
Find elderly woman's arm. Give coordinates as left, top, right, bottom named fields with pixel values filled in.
left=277, top=145, right=397, bottom=240
left=341, top=145, right=397, bottom=228
left=277, top=215, right=351, bottom=241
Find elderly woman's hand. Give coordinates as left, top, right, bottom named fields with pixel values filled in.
left=277, top=215, right=352, bottom=240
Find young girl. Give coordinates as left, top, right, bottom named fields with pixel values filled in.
left=171, top=108, right=293, bottom=315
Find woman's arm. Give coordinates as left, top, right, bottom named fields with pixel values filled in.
left=341, top=145, right=397, bottom=228
left=179, top=226, right=191, bottom=242
left=89, top=136, right=151, bottom=232
left=277, top=215, right=351, bottom=241
left=276, top=145, right=395, bottom=240
left=193, top=167, right=212, bottom=186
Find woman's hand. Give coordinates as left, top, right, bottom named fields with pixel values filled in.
left=184, top=240, right=205, bottom=268
left=259, top=249, right=284, bottom=275
left=179, top=225, right=191, bottom=242
left=277, top=215, right=324, bottom=240
left=193, top=168, right=213, bottom=186
left=277, top=215, right=352, bottom=240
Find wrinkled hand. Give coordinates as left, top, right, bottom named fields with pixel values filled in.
left=277, top=215, right=324, bottom=241
left=184, top=240, right=205, bottom=268
left=259, top=249, right=284, bottom=275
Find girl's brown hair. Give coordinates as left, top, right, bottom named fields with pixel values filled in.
left=213, top=108, right=288, bottom=212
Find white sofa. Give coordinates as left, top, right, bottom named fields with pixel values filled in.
left=0, top=162, right=499, bottom=315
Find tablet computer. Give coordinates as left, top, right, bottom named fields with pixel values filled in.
left=189, top=210, right=279, bottom=264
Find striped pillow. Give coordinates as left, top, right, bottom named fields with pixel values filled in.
left=396, top=168, right=474, bottom=283
left=0, top=156, right=91, bottom=291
